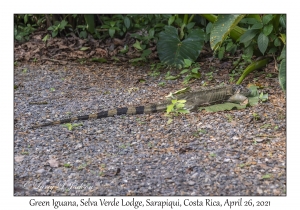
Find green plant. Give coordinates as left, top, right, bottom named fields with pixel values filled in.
left=14, top=23, right=36, bottom=42
left=259, top=92, right=268, bottom=102
left=149, top=62, right=165, bottom=76
left=202, top=14, right=286, bottom=89
left=209, top=153, right=216, bottom=157
left=239, top=163, right=245, bottom=168
left=166, top=99, right=190, bottom=116
left=158, top=82, right=165, bottom=86
left=180, top=59, right=201, bottom=84
left=62, top=123, right=83, bottom=130
left=261, top=124, right=271, bottom=129
left=77, top=163, right=87, bottom=170
left=198, top=129, right=207, bottom=134
left=157, top=25, right=205, bottom=68
left=47, top=19, right=69, bottom=37
left=205, top=72, right=214, bottom=81
left=262, top=174, right=272, bottom=179
left=119, top=143, right=130, bottom=149
left=164, top=71, right=180, bottom=80
left=252, top=113, right=260, bottom=121
left=50, top=88, right=55, bottom=92
left=63, top=163, right=71, bottom=168
left=147, top=142, right=153, bottom=148
left=225, top=114, right=233, bottom=122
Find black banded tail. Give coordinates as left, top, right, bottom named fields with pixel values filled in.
left=30, top=104, right=163, bottom=129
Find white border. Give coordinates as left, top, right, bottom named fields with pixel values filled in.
left=2, top=1, right=295, bottom=209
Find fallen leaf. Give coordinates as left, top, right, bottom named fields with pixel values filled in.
left=48, top=159, right=59, bottom=167
left=15, top=155, right=24, bottom=163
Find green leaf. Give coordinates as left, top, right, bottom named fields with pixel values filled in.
left=177, top=100, right=187, bottom=103
left=210, top=14, right=245, bottom=51
left=263, top=24, right=273, bottom=36
left=180, top=69, right=189, bottom=74
left=279, top=58, right=286, bottom=91
left=42, top=34, right=50, bottom=42
left=191, top=68, right=200, bottom=73
left=110, top=21, right=116, bottom=27
left=274, top=38, right=281, bottom=47
left=167, top=104, right=174, bottom=114
left=278, top=45, right=286, bottom=61
left=109, top=28, right=115, bottom=38
left=268, top=47, right=277, bottom=54
left=173, top=87, right=190, bottom=95
left=80, top=47, right=90, bottom=51
left=120, top=45, right=129, bottom=54
left=133, top=40, right=143, bottom=50
left=168, top=16, right=175, bottom=25
left=226, top=41, right=233, bottom=51
left=124, top=17, right=130, bottom=28
left=165, top=75, right=180, bottom=80
left=52, top=30, right=58, bottom=37
left=218, top=46, right=225, bottom=60
left=157, top=26, right=205, bottom=68
left=177, top=109, right=190, bottom=114
left=206, top=22, right=213, bottom=34
left=167, top=118, right=173, bottom=124
left=240, top=18, right=260, bottom=24
left=24, top=14, right=28, bottom=24
left=259, top=92, right=268, bottom=102
left=239, top=29, right=260, bottom=43
left=262, top=14, right=273, bottom=25
left=141, top=48, right=151, bottom=58
left=248, top=85, right=259, bottom=97
left=91, top=57, right=107, bottom=63
left=59, top=20, right=68, bottom=29
left=244, top=45, right=253, bottom=58
left=191, top=72, right=201, bottom=79
left=186, top=22, right=195, bottom=30
left=257, top=33, right=269, bottom=55
left=176, top=103, right=185, bottom=109
left=84, top=15, right=95, bottom=33
left=79, top=31, right=87, bottom=39
left=251, top=22, right=263, bottom=29
left=183, top=59, right=193, bottom=67
left=279, top=33, right=286, bottom=45
left=149, top=28, right=155, bottom=37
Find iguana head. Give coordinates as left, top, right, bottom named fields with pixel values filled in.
left=232, top=85, right=251, bottom=96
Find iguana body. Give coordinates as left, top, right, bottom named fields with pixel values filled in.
left=30, top=85, right=250, bottom=129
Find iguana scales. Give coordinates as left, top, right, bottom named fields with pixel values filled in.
left=30, top=85, right=250, bottom=129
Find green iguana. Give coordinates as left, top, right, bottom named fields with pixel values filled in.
left=30, top=85, right=251, bottom=129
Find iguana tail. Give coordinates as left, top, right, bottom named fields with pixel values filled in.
left=30, top=103, right=167, bottom=129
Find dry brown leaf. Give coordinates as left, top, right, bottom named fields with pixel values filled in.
left=15, top=155, right=24, bottom=163
left=48, top=158, right=59, bottom=167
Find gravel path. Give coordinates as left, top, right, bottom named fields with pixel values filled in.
left=14, top=63, right=286, bottom=196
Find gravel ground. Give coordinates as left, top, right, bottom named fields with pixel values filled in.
left=14, top=63, right=286, bottom=196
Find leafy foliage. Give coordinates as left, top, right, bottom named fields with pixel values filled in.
left=210, top=14, right=245, bottom=51
left=157, top=26, right=205, bottom=68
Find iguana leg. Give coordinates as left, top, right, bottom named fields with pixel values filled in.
left=227, top=93, right=249, bottom=105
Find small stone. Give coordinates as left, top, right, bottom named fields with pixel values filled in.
left=224, top=158, right=231, bottom=162
left=257, top=187, right=263, bottom=194
left=36, top=169, right=45, bottom=174
left=191, top=172, right=199, bottom=179
left=188, top=181, right=195, bottom=186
